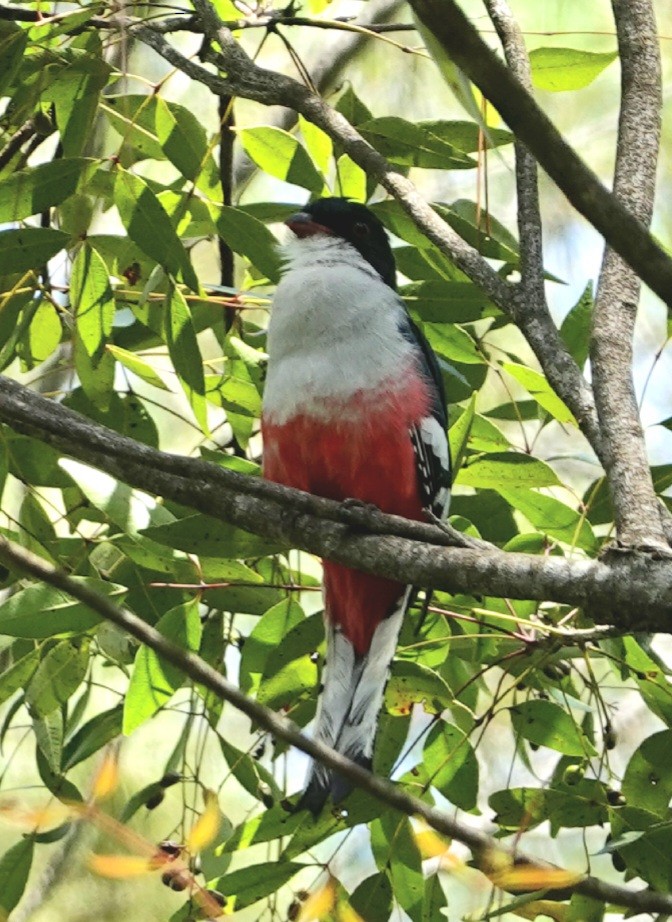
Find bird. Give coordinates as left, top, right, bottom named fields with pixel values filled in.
left=261, top=197, right=451, bottom=813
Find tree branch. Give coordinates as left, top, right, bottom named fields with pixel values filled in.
left=483, top=0, right=551, bottom=378
left=1, top=375, right=672, bottom=628
left=2, top=533, right=671, bottom=915
left=590, top=0, right=667, bottom=549
left=408, top=0, right=672, bottom=315
left=130, top=6, right=604, bottom=467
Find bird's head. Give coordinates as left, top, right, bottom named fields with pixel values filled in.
left=285, top=198, right=397, bottom=290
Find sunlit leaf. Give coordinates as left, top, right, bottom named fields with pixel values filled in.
left=503, top=362, right=576, bottom=425
left=239, top=126, right=325, bottom=193
left=530, top=47, right=617, bottom=92
left=186, top=790, right=222, bottom=853
left=91, top=752, right=120, bottom=800
left=123, top=599, right=202, bottom=734
left=89, top=854, right=155, bottom=878
left=458, top=453, right=560, bottom=489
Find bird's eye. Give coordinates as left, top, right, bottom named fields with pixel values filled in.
left=353, top=222, right=370, bottom=238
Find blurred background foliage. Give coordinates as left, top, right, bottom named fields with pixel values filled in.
left=1, top=1, right=672, bottom=920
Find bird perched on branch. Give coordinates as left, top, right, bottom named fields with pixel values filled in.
left=262, top=198, right=450, bottom=813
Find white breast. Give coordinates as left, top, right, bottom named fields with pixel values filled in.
left=263, top=236, right=416, bottom=424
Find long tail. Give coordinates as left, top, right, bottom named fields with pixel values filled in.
left=298, top=589, right=411, bottom=814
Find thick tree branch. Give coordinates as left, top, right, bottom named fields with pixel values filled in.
left=483, top=0, right=550, bottom=369
left=128, top=7, right=603, bottom=463
left=590, top=0, right=667, bottom=550
left=1, top=375, right=672, bottom=628
left=408, top=0, right=672, bottom=314
left=2, top=534, right=671, bottom=915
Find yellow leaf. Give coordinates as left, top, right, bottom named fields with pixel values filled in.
left=491, top=864, right=583, bottom=893
left=92, top=752, right=119, bottom=800
left=186, top=789, right=221, bottom=853
left=0, top=798, right=74, bottom=830
left=298, top=878, right=336, bottom=921
left=338, top=906, right=365, bottom=922
left=89, top=854, right=154, bottom=878
left=515, top=900, right=569, bottom=922
left=415, top=828, right=452, bottom=860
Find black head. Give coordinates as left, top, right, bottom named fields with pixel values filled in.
left=286, top=198, right=397, bottom=290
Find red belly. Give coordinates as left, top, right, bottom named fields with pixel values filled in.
left=262, top=382, right=429, bottom=654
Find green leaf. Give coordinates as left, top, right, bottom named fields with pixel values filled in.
left=530, top=47, right=618, bottom=92
left=218, top=737, right=283, bottom=802
left=560, top=282, right=593, bottom=368
left=155, top=96, right=213, bottom=184
left=0, top=578, right=126, bottom=638
left=0, top=22, right=27, bottom=97
left=509, top=700, right=596, bottom=756
left=33, top=709, right=64, bottom=774
left=143, top=513, right=286, bottom=558
left=350, top=873, right=394, bottom=922
left=371, top=813, right=425, bottom=922
left=489, top=787, right=547, bottom=830
left=448, top=392, right=476, bottom=478
left=0, top=228, right=69, bottom=275
left=123, top=600, right=202, bottom=734
left=106, top=344, right=170, bottom=390
left=622, top=730, right=672, bottom=817
left=44, top=56, right=111, bottom=156
left=102, top=94, right=164, bottom=160
left=299, top=115, right=332, bottom=176
left=62, top=704, right=124, bottom=770
left=17, top=299, right=62, bottom=371
left=0, top=647, right=40, bottom=707
left=503, top=362, right=576, bottom=424
left=214, top=206, right=281, bottom=282
left=70, top=243, right=115, bottom=364
left=358, top=116, right=476, bottom=169
left=0, top=838, right=34, bottom=915
left=403, top=280, right=497, bottom=323
left=257, top=613, right=324, bottom=710
left=73, top=333, right=115, bottom=410
left=164, top=282, right=209, bottom=432
left=336, top=154, right=366, bottom=201
left=212, top=860, right=304, bottom=911
left=60, top=459, right=175, bottom=534
left=114, top=167, right=198, bottom=291
left=239, top=599, right=304, bottom=694
left=435, top=200, right=519, bottom=262
left=498, top=488, right=598, bottom=553
left=0, top=159, right=93, bottom=222
left=218, top=804, right=303, bottom=855
left=423, top=720, right=478, bottom=810
left=417, top=119, right=513, bottom=153
left=385, top=660, right=453, bottom=716
left=457, top=452, right=560, bottom=489
left=26, top=640, right=90, bottom=716
left=239, top=127, right=325, bottom=193
left=424, top=323, right=483, bottom=364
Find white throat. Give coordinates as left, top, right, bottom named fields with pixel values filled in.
left=263, top=235, right=416, bottom=424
